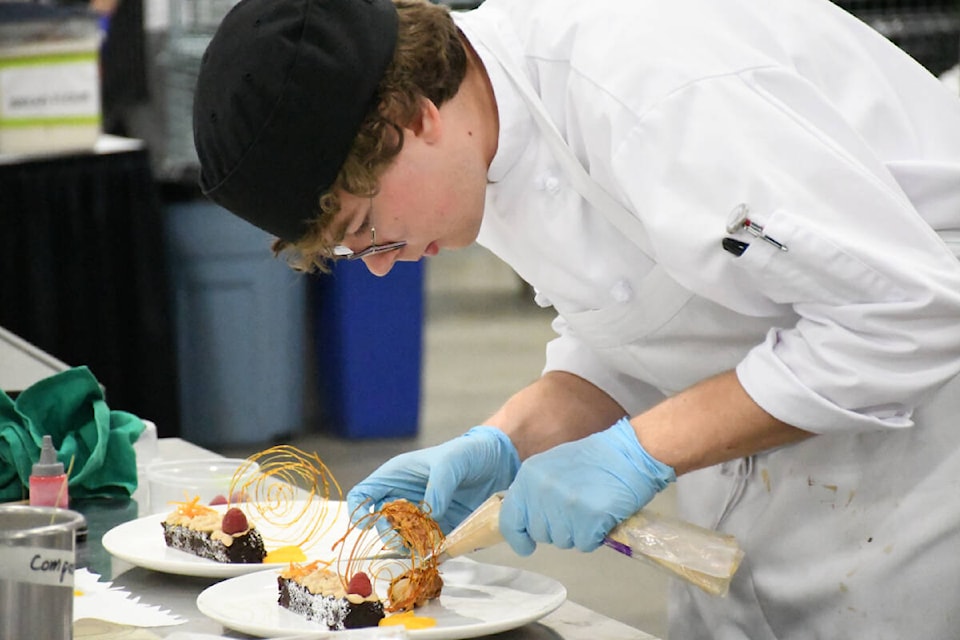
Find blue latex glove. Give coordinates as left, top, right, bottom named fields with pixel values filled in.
left=499, top=417, right=675, bottom=555
left=347, top=426, right=521, bottom=534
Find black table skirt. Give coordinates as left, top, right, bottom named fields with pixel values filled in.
left=0, top=147, right=180, bottom=437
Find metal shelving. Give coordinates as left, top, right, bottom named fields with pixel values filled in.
left=151, top=0, right=238, bottom=182
left=833, top=0, right=960, bottom=75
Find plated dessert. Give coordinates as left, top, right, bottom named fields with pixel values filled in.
left=157, top=448, right=446, bottom=630
left=275, top=498, right=446, bottom=630
left=159, top=444, right=343, bottom=565
left=278, top=562, right=384, bottom=630
left=161, top=497, right=267, bottom=564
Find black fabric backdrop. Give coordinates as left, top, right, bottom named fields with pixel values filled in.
left=0, top=147, right=180, bottom=437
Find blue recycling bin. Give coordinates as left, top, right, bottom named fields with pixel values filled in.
left=313, top=260, right=424, bottom=439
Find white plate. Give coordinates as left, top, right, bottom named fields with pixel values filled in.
left=196, top=558, right=567, bottom=639
left=102, top=501, right=360, bottom=578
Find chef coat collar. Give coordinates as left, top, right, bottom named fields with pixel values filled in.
left=454, top=13, right=534, bottom=184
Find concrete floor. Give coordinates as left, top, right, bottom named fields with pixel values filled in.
left=222, top=245, right=674, bottom=639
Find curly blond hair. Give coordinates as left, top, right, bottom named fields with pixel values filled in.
left=272, top=0, right=467, bottom=272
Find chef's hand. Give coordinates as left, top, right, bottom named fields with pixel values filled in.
left=347, top=426, right=521, bottom=534
left=499, top=417, right=675, bottom=555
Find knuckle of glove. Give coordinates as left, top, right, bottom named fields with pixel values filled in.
left=499, top=499, right=536, bottom=556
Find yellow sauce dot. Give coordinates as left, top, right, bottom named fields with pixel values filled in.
left=379, top=610, right=437, bottom=629
left=264, top=545, right=306, bottom=563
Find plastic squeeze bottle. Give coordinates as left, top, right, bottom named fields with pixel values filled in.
left=29, top=435, right=69, bottom=508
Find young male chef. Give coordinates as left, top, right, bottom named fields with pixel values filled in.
left=192, top=0, right=960, bottom=637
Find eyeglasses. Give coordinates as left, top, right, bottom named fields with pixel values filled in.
left=332, top=226, right=406, bottom=261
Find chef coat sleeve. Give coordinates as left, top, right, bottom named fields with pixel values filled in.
left=610, top=66, right=960, bottom=435
left=543, top=315, right=667, bottom=418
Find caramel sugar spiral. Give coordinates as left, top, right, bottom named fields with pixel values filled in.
left=229, top=445, right=343, bottom=550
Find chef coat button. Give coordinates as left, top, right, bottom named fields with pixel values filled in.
left=533, top=291, right=553, bottom=308
left=610, top=279, right=633, bottom=303
left=544, top=176, right=561, bottom=195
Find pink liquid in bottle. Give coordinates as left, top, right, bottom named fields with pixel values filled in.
left=29, top=435, right=69, bottom=508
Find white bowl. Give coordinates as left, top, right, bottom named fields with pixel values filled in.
left=145, top=458, right=259, bottom=515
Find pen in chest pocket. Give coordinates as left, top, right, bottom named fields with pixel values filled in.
left=725, top=203, right=789, bottom=252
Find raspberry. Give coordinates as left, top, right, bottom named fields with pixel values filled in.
left=209, top=494, right=228, bottom=505
left=347, top=571, right=373, bottom=597
left=221, top=507, right=248, bottom=535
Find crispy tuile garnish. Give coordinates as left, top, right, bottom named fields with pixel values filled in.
left=228, top=445, right=343, bottom=550
left=386, top=565, right=444, bottom=611
left=380, top=500, right=444, bottom=558
left=334, top=499, right=445, bottom=612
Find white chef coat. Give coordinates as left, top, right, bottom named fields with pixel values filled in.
left=454, top=0, right=960, bottom=638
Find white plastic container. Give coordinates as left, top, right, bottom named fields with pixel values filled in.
left=145, top=457, right=260, bottom=515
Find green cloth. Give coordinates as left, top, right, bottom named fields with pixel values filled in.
left=0, top=366, right=145, bottom=502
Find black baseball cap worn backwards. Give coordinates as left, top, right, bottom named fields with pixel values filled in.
left=193, top=0, right=399, bottom=242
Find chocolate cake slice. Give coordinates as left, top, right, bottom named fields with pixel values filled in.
left=278, top=564, right=384, bottom=629
left=161, top=501, right=266, bottom=564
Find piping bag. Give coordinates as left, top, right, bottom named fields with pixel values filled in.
left=372, top=492, right=744, bottom=596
